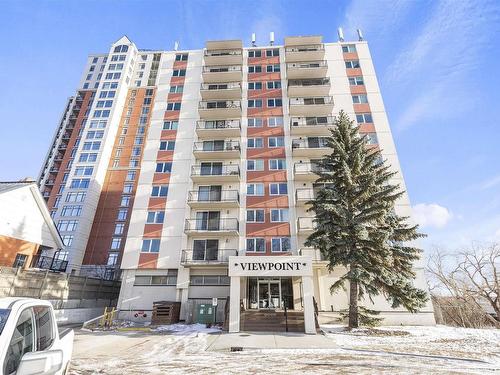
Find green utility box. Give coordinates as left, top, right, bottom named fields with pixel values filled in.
left=196, top=304, right=215, bottom=324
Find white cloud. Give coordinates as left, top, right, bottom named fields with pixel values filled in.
left=480, top=175, right=500, bottom=190
left=413, top=203, right=453, bottom=228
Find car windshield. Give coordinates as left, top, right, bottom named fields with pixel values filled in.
left=0, top=309, right=11, bottom=335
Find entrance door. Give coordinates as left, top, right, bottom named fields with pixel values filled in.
left=258, top=280, right=281, bottom=309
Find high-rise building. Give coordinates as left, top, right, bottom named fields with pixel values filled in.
left=38, top=34, right=435, bottom=333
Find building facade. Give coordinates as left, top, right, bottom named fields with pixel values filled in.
left=38, top=34, right=435, bottom=332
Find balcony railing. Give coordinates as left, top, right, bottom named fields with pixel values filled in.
left=199, top=100, right=241, bottom=110
left=287, top=61, right=327, bottom=69
left=200, top=82, right=241, bottom=91
left=297, top=217, right=316, bottom=232
left=204, top=49, right=242, bottom=57
left=290, top=116, right=335, bottom=127
left=292, top=138, right=330, bottom=149
left=184, top=218, right=239, bottom=232
left=294, top=162, right=328, bottom=175
left=285, top=45, right=325, bottom=53
left=296, top=188, right=315, bottom=201
left=181, top=249, right=238, bottom=265
left=191, top=164, right=240, bottom=177
left=193, top=141, right=240, bottom=152
left=188, top=190, right=240, bottom=204
left=196, top=120, right=240, bottom=131
left=290, top=97, right=334, bottom=106
left=45, top=179, right=55, bottom=186
left=30, top=255, right=68, bottom=272
left=288, top=78, right=330, bottom=87
left=299, top=248, right=326, bottom=262
left=202, top=66, right=242, bottom=73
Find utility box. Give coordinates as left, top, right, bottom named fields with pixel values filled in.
left=196, top=303, right=215, bottom=324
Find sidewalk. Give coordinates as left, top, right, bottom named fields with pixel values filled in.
left=205, top=331, right=336, bottom=351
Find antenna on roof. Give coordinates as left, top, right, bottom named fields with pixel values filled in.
left=251, top=33, right=256, bottom=47
left=174, top=41, right=179, bottom=51
left=337, top=27, right=344, bottom=42
left=270, top=32, right=275, bottom=46
left=357, top=29, right=364, bottom=41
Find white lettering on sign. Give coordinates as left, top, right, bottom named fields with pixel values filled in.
left=228, top=256, right=313, bottom=277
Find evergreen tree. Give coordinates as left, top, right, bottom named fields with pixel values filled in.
left=304, top=110, right=428, bottom=328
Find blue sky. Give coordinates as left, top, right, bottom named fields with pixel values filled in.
left=0, top=0, right=499, bottom=252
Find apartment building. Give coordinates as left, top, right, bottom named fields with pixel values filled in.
left=38, top=34, right=435, bottom=333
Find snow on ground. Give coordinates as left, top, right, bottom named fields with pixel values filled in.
left=69, top=324, right=500, bottom=375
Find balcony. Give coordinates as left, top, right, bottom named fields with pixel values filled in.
left=180, top=249, right=239, bottom=267
left=286, top=61, right=327, bottom=79
left=204, top=49, right=243, bottom=66
left=284, top=35, right=323, bottom=47
left=285, top=44, right=325, bottom=63
left=184, top=218, right=239, bottom=237
left=200, top=82, right=242, bottom=100
left=57, top=143, right=67, bottom=151
left=295, top=188, right=315, bottom=206
left=202, top=65, right=242, bottom=83
left=187, top=190, right=240, bottom=209
left=206, top=40, right=243, bottom=51
left=294, top=162, right=325, bottom=181
left=292, top=138, right=331, bottom=157
left=299, top=247, right=326, bottom=263
left=297, top=217, right=316, bottom=234
left=49, top=167, right=59, bottom=174
left=288, top=78, right=330, bottom=97
left=45, top=179, right=55, bottom=186
left=289, top=96, right=334, bottom=116
left=199, top=100, right=241, bottom=119
left=193, top=141, right=240, bottom=159
left=290, top=116, right=335, bottom=136
left=191, top=164, right=240, bottom=183
left=196, top=120, right=241, bottom=138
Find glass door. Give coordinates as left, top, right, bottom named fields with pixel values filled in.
left=257, top=279, right=281, bottom=309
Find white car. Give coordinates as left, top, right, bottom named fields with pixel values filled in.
left=0, top=298, right=74, bottom=375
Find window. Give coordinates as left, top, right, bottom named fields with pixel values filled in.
left=166, top=102, right=181, bottom=111
left=61, top=235, right=73, bottom=246
left=146, top=211, right=165, bottom=224
left=248, top=50, right=262, bottom=58
left=74, top=166, right=93, bottom=176
left=345, top=60, right=360, bottom=69
left=173, top=69, right=186, bottom=77
left=110, top=238, right=122, bottom=250
left=247, top=183, right=264, bottom=196
left=189, top=274, right=229, bottom=286
left=342, top=44, right=356, bottom=53
left=266, top=49, right=279, bottom=57
left=268, top=117, right=283, bottom=127
left=352, top=94, right=368, bottom=104
left=248, top=65, right=262, bottom=73
left=364, top=132, right=378, bottom=145
left=271, top=237, right=291, bottom=252
left=247, top=238, right=265, bottom=252
left=248, top=99, right=263, bottom=108
left=151, top=185, right=169, bottom=197
left=356, top=113, right=373, bottom=123
left=120, top=196, right=131, bottom=207
left=247, top=159, right=264, bottom=171
left=12, top=254, right=27, bottom=268
left=248, top=82, right=262, bottom=90
left=247, top=138, right=263, bottom=148
left=117, top=209, right=128, bottom=221
left=126, top=171, right=136, bottom=181
left=175, top=53, right=188, bottom=61
left=107, top=252, right=118, bottom=266
left=156, top=162, right=172, bottom=173
left=247, top=118, right=263, bottom=127
left=83, top=83, right=89, bottom=89
left=348, top=76, right=364, bottom=86
left=266, top=64, right=280, bottom=73
left=141, top=239, right=160, bottom=253
left=92, top=57, right=98, bottom=63
left=60, top=205, right=82, bottom=217
left=82, top=141, right=100, bottom=151
left=123, top=184, right=134, bottom=193
left=65, top=192, right=86, bottom=202
left=267, top=81, right=281, bottom=89
left=134, top=271, right=178, bottom=286
left=247, top=209, right=265, bottom=223
left=70, top=179, right=90, bottom=189
left=89, top=120, right=107, bottom=128
left=78, top=153, right=98, bottom=163
left=271, top=209, right=289, bottom=222
left=159, top=141, right=176, bottom=150
left=4, top=308, right=33, bottom=374
left=169, top=85, right=184, bottom=93
left=269, top=183, right=288, bottom=195
left=268, top=137, right=284, bottom=147
left=57, top=220, right=78, bottom=232
left=86, top=74, right=92, bottom=81
left=114, top=224, right=125, bottom=235
left=163, top=121, right=178, bottom=130
left=267, top=98, right=282, bottom=107
left=269, top=159, right=286, bottom=170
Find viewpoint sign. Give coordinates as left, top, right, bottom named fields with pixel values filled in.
left=228, top=256, right=313, bottom=277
